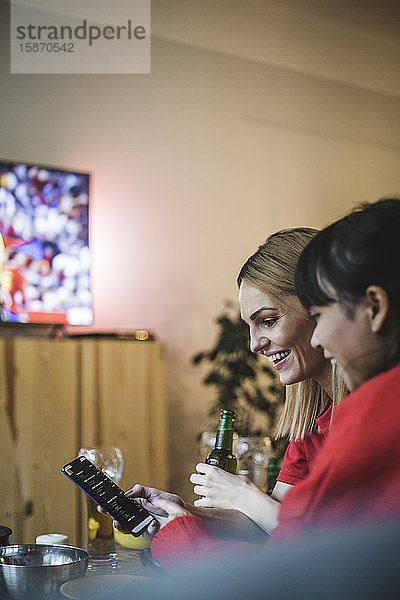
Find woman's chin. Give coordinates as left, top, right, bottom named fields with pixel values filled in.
left=277, top=366, right=307, bottom=386
left=278, top=372, right=299, bottom=386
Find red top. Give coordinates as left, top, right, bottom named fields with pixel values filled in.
left=271, top=362, right=400, bottom=539
left=277, top=401, right=332, bottom=485
left=151, top=515, right=257, bottom=566
left=151, top=363, right=400, bottom=566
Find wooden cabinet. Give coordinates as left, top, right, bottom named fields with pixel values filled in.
left=0, top=337, right=168, bottom=546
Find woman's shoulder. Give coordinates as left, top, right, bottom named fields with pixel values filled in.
left=336, top=362, right=400, bottom=418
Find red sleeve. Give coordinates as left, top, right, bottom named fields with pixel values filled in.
left=277, top=403, right=332, bottom=486
left=151, top=515, right=261, bottom=567
left=277, top=439, right=309, bottom=485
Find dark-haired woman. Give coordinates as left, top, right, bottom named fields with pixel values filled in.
left=272, top=197, right=400, bottom=538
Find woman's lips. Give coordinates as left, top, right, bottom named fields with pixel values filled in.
left=267, top=349, right=291, bottom=369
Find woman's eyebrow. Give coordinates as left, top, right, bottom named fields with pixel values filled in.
left=250, top=307, right=275, bottom=321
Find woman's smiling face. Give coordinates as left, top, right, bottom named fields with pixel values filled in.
left=308, top=291, right=397, bottom=392
left=239, top=280, right=327, bottom=386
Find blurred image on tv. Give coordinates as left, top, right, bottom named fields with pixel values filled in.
left=0, top=160, right=92, bottom=326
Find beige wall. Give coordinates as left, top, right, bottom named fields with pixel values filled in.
left=1, top=0, right=400, bottom=500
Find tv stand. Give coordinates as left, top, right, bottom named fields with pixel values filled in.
left=0, top=335, right=168, bottom=546
left=0, top=322, right=68, bottom=338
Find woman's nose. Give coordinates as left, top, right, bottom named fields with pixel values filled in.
left=250, top=330, right=269, bottom=354
left=310, top=327, right=320, bottom=349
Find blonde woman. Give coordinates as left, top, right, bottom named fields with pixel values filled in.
left=119, top=229, right=347, bottom=550
left=188, top=229, right=347, bottom=534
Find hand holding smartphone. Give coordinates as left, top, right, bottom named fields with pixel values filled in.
left=61, top=456, right=154, bottom=537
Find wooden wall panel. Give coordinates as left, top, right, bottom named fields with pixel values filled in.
left=0, top=337, right=168, bottom=547
left=0, top=338, right=79, bottom=544
left=80, top=338, right=101, bottom=448
left=147, top=342, right=168, bottom=488
left=0, top=338, right=25, bottom=543
left=80, top=340, right=168, bottom=491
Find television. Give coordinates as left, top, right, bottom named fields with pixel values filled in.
left=0, top=160, right=92, bottom=326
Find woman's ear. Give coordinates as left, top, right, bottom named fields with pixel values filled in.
left=365, top=285, right=390, bottom=333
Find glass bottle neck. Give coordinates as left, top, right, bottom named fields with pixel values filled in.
left=215, top=425, right=234, bottom=450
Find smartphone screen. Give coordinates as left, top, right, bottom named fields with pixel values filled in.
left=61, top=456, right=154, bottom=537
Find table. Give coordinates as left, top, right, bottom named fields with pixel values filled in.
left=54, top=542, right=162, bottom=599
left=86, top=540, right=161, bottom=577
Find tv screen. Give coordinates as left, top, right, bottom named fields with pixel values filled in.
left=0, top=160, right=92, bottom=326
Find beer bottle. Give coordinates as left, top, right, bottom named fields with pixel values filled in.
left=205, top=409, right=237, bottom=474
left=267, top=457, right=280, bottom=496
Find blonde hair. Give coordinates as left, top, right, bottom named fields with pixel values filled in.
left=238, top=228, right=348, bottom=441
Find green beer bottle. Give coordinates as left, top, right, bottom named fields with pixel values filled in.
left=267, top=457, right=281, bottom=496
left=205, top=409, right=237, bottom=474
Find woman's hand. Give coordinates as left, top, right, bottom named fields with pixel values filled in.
left=190, top=463, right=258, bottom=510
left=104, top=484, right=186, bottom=539
left=148, top=498, right=192, bottom=530
left=190, top=463, right=287, bottom=535
left=124, top=484, right=185, bottom=511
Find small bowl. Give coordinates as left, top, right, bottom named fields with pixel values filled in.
left=0, top=543, right=88, bottom=599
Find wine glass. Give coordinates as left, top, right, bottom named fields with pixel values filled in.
left=78, top=445, right=124, bottom=570
left=78, top=446, right=124, bottom=483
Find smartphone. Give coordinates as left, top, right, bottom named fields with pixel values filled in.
left=61, top=456, right=154, bottom=537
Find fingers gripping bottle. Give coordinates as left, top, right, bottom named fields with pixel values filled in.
left=205, top=409, right=237, bottom=474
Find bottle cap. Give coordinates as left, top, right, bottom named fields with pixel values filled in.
left=36, top=533, right=69, bottom=545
